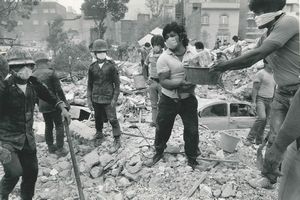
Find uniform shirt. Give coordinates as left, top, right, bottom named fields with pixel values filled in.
left=254, top=69, right=276, bottom=98
left=257, top=14, right=300, bottom=87
left=87, top=58, right=120, bottom=104
left=0, top=76, right=60, bottom=150
left=156, top=46, right=196, bottom=99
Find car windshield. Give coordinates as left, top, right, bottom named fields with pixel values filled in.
left=201, top=103, right=227, bottom=117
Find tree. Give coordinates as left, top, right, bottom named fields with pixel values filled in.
left=81, top=0, right=129, bottom=39
left=0, top=0, right=39, bottom=32
left=145, top=0, right=164, bottom=18
left=46, top=17, right=68, bottom=55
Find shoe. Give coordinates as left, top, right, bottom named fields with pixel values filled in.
left=188, top=159, right=200, bottom=170
left=248, top=177, right=274, bottom=189
left=109, top=137, right=121, bottom=154
left=55, top=147, right=69, bottom=157
left=48, top=144, right=57, bottom=154
left=95, top=131, right=104, bottom=140
left=148, top=153, right=163, bottom=167
left=244, top=139, right=255, bottom=146
left=150, top=122, right=156, bottom=127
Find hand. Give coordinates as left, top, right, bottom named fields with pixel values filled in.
left=111, top=99, right=117, bottom=107
left=209, top=62, right=228, bottom=73
left=262, top=143, right=284, bottom=184
left=252, top=102, right=256, bottom=110
left=61, top=107, right=71, bottom=125
left=65, top=101, right=71, bottom=111
left=87, top=98, right=94, bottom=111
left=0, top=146, right=12, bottom=164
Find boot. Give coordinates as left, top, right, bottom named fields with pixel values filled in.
left=94, top=131, right=104, bottom=140
left=147, top=152, right=163, bottom=167
left=187, top=158, right=199, bottom=170
left=109, top=137, right=121, bottom=154
left=48, top=144, right=57, bottom=154
left=55, top=147, right=69, bottom=157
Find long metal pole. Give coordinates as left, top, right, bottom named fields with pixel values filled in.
left=64, top=122, right=85, bottom=200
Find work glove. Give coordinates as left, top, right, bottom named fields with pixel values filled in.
left=0, top=145, right=12, bottom=164
left=261, top=142, right=284, bottom=184
left=87, top=98, right=94, bottom=111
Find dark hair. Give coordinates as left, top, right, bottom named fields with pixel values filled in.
left=162, top=22, right=189, bottom=47
left=195, top=41, right=204, bottom=50
left=249, top=0, right=286, bottom=13
left=232, top=35, right=239, bottom=41
left=151, top=35, right=165, bottom=48
left=144, top=42, right=151, bottom=47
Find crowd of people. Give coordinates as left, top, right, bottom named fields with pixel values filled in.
left=0, top=0, right=299, bottom=199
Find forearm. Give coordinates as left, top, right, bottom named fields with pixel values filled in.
left=160, top=79, right=182, bottom=90
left=226, top=50, right=263, bottom=71
left=252, top=88, right=258, bottom=103
left=112, top=85, right=120, bottom=101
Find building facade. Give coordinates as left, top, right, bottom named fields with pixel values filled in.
left=15, top=1, right=67, bottom=44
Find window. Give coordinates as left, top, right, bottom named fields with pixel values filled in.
left=220, top=15, right=229, bottom=25
left=201, top=15, right=209, bottom=25
left=43, top=9, right=49, bottom=13
left=201, top=104, right=227, bottom=117
left=50, top=9, right=56, bottom=13
left=33, top=20, right=39, bottom=25
left=44, top=20, right=48, bottom=25
left=18, top=21, right=23, bottom=26
left=230, top=103, right=255, bottom=117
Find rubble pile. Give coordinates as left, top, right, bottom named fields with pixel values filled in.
left=5, top=112, right=277, bottom=200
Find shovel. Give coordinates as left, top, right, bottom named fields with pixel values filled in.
left=64, top=121, right=85, bottom=200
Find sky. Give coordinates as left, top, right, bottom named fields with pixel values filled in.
left=52, top=0, right=150, bottom=20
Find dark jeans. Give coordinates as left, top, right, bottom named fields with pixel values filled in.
left=0, top=141, right=38, bottom=200
left=93, top=102, right=121, bottom=137
left=267, top=88, right=295, bottom=147
left=247, top=96, right=272, bottom=144
left=43, top=110, right=64, bottom=148
left=155, top=94, right=199, bottom=160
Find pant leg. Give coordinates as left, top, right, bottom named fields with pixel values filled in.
left=52, top=110, right=64, bottom=148
left=178, top=95, right=199, bottom=160
left=155, top=94, right=178, bottom=154
left=19, top=144, right=38, bottom=200
left=278, top=142, right=300, bottom=200
left=255, top=98, right=268, bottom=144
left=104, top=104, right=121, bottom=137
left=267, top=91, right=290, bottom=147
left=148, top=80, right=160, bottom=123
left=93, top=103, right=104, bottom=133
left=42, top=112, right=54, bottom=146
left=0, top=149, right=22, bottom=198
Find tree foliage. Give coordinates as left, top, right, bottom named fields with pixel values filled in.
left=145, top=0, right=164, bottom=18
left=46, top=17, right=68, bottom=55
left=0, top=0, right=39, bottom=32
left=51, top=41, right=92, bottom=73
left=81, top=0, right=130, bottom=39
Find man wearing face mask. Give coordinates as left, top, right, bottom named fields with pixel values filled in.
left=211, top=0, right=300, bottom=197
left=0, top=47, right=71, bottom=200
left=87, top=39, right=121, bottom=153
left=144, top=35, right=165, bottom=127
left=149, top=22, right=200, bottom=169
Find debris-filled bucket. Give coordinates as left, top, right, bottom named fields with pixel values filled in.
left=220, top=132, right=240, bottom=153
left=133, top=75, right=146, bottom=89
left=184, top=67, right=221, bottom=85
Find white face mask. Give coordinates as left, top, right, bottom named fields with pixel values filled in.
left=14, top=66, right=32, bottom=81
left=165, top=37, right=178, bottom=50
left=153, top=46, right=161, bottom=53
left=96, top=52, right=107, bottom=60
left=255, top=10, right=283, bottom=28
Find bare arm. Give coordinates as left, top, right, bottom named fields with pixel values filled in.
left=252, top=82, right=261, bottom=103
left=212, top=41, right=281, bottom=72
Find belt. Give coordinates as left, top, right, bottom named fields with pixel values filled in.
left=150, top=77, right=159, bottom=82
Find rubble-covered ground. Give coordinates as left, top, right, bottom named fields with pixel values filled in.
left=1, top=60, right=277, bottom=200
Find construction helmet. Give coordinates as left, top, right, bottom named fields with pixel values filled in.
left=33, top=52, right=50, bottom=63
left=91, top=39, right=108, bottom=52
left=6, top=47, right=35, bottom=66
